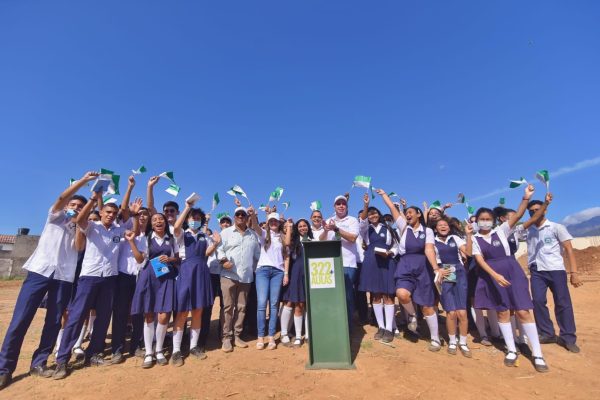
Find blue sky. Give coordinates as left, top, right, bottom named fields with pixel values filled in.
left=1, top=1, right=599, bottom=234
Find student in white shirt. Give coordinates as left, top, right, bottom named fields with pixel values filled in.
left=526, top=197, right=582, bottom=353
left=0, top=172, right=97, bottom=389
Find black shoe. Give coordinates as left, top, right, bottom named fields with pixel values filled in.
left=52, top=363, right=68, bottom=380
left=110, top=352, right=124, bottom=364
left=504, top=351, right=518, bottom=367
left=374, top=328, right=385, bottom=341
left=156, top=352, right=168, bottom=366
left=29, top=364, right=54, bottom=378
left=88, top=353, right=107, bottom=367
left=189, top=347, right=207, bottom=360
left=381, top=330, right=394, bottom=344
left=517, top=342, right=532, bottom=357
left=533, top=357, right=550, bottom=373
left=557, top=338, right=581, bottom=353
left=539, top=335, right=557, bottom=344
left=0, top=373, right=12, bottom=390
left=171, top=351, right=183, bottom=367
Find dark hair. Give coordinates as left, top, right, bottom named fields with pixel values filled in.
left=206, top=228, right=213, bottom=235
left=406, top=206, right=426, bottom=227
left=527, top=200, right=544, bottom=209
left=146, top=213, right=172, bottom=248
left=90, top=210, right=100, bottom=219
left=475, top=207, right=495, bottom=221
left=219, top=216, right=232, bottom=224
left=187, top=208, right=206, bottom=226
left=102, top=203, right=119, bottom=211
left=450, top=217, right=465, bottom=237
left=310, top=210, right=322, bottom=218
left=290, top=219, right=314, bottom=258
left=163, top=201, right=179, bottom=212
left=70, top=195, right=87, bottom=204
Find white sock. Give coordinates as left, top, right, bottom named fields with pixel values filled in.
left=155, top=323, right=168, bottom=354
left=74, top=323, right=86, bottom=349
left=280, top=306, right=293, bottom=336
left=373, top=303, right=385, bottom=329
left=294, top=315, right=303, bottom=339
left=190, top=328, right=200, bottom=349
left=143, top=322, right=155, bottom=356
left=498, top=322, right=517, bottom=358
left=448, top=334, right=457, bottom=345
left=87, top=314, right=96, bottom=336
left=401, top=302, right=416, bottom=317
left=473, top=308, right=487, bottom=338
left=521, top=322, right=544, bottom=359
left=487, top=310, right=500, bottom=337
left=173, top=329, right=183, bottom=353
left=304, top=312, right=309, bottom=339
left=384, top=304, right=395, bottom=332
left=54, top=328, right=64, bottom=355
left=425, top=314, right=440, bottom=343
left=459, top=335, right=468, bottom=345
left=516, top=318, right=528, bottom=344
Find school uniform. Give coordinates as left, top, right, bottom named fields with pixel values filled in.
left=56, top=219, right=130, bottom=364
left=130, top=233, right=178, bottom=315
left=358, top=220, right=397, bottom=295
left=174, top=229, right=214, bottom=312
left=434, top=235, right=468, bottom=311
left=282, top=243, right=307, bottom=303
left=0, top=207, right=77, bottom=375
left=472, top=222, right=533, bottom=312
left=394, top=218, right=436, bottom=307
left=526, top=220, right=577, bottom=344
left=110, top=233, right=147, bottom=356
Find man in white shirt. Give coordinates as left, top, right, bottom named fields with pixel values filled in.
left=320, top=195, right=360, bottom=328
left=0, top=172, right=98, bottom=389
left=526, top=199, right=582, bottom=353
left=53, top=198, right=132, bottom=379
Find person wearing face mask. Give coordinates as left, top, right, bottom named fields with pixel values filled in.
left=170, top=199, right=222, bottom=365
left=0, top=172, right=97, bottom=389
left=358, top=194, right=399, bottom=343
left=376, top=189, right=442, bottom=352
left=472, top=185, right=552, bottom=373
left=280, top=219, right=314, bottom=347
left=433, top=218, right=474, bottom=357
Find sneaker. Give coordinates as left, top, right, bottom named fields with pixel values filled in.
left=29, top=365, right=54, bottom=378
left=52, top=363, right=68, bottom=380
left=374, top=328, right=385, bottom=341
left=0, top=373, right=11, bottom=390
left=234, top=336, right=249, bottom=348
left=141, top=354, right=154, bottom=369
left=155, top=352, right=168, bottom=366
left=110, top=352, right=124, bottom=365
left=189, top=347, right=207, bottom=360
left=539, top=335, right=557, bottom=344
left=73, top=346, right=85, bottom=359
left=281, top=335, right=291, bottom=347
left=381, top=330, right=394, bottom=344
left=171, top=351, right=183, bottom=367
left=88, top=353, right=107, bottom=367
left=222, top=340, right=233, bottom=353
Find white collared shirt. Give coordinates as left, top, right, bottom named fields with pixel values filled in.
left=358, top=219, right=398, bottom=257
left=526, top=219, right=572, bottom=271
left=324, top=214, right=360, bottom=268
left=117, top=233, right=148, bottom=275
left=23, top=207, right=78, bottom=282
left=257, top=229, right=285, bottom=270
left=472, top=221, right=514, bottom=257
left=80, top=220, right=129, bottom=277
left=396, top=218, right=434, bottom=256
left=434, top=234, right=466, bottom=265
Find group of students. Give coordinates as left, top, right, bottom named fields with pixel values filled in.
left=0, top=172, right=583, bottom=390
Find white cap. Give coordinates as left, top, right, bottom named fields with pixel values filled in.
left=267, top=212, right=280, bottom=221
left=234, top=207, right=248, bottom=215
left=334, top=195, right=347, bottom=204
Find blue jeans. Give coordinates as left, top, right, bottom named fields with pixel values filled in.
left=344, top=267, right=358, bottom=329
left=255, top=266, right=284, bottom=337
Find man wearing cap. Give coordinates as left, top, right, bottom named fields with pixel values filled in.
left=216, top=207, right=260, bottom=352
left=320, top=195, right=360, bottom=328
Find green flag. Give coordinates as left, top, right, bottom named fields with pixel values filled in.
left=499, top=197, right=506, bottom=205
left=535, top=169, right=550, bottom=191
left=159, top=171, right=176, bottom=183
left=165, top=184, right=180, bottom=196
left=457, top=193, right=466, bottom=204
left=430, top=200, right=442, bottom=209
left=310, top=200, right=322, bottom=211
left=212, top=193, right=220, bottom=211
left=269, top=187, right=284, bottom=202
left=467, top=205, right=475, bottom=215
left=352, top=175, right=371, bottom=188
left=131, top=165, right=147, bottom=175
left=509, top=177, right=527, bottom=188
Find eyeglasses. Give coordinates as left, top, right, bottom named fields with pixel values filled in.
left=164, top=208, right=178, bottom=214
left=235, top=212, right=247, bottom=217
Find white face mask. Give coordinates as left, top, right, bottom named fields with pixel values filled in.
left=477, top=221, right=494, bottom=231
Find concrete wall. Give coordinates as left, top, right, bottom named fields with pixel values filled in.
left=0, top=235, right=40, bottom=278
left=515, top=235, right=600, bottom=258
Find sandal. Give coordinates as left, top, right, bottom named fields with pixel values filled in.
left=447, top=343, right=457, bottom=355
left=504, top=351, right=518, bottom=367
left=459, top=344, right=472, bottom=358
left=533, top=357, right=549, bottom=373
left=428, top=339, right=442, bottom=352
left=256, top=341, right=265, bottom=350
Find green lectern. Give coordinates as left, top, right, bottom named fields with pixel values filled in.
left=303, top=240, right=354, bottom=369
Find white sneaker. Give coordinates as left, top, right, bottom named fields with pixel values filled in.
left=281, top=335, right=291, bottom=346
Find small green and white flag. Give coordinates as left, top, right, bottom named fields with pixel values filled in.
left=69, top=178, right=76, bottom=186
left=216, top=212, right=230, bottom=220
left=227, top=185, right=249, bottom=202
left=352, top=175, right=372, bottom=189
left=282, top=201, right=290, bottom=210
left=509, top=177, right=528, bottom=188
left=212, top=193, right=220, bottom=211
left=388, top=192, right=399, bottom=198
left=131, top=165, right=147, bottom=175
left=165, top=184, right=180, bottom=197
left=499, top=197, right=506, bottom=205
left=100, top=168, right=115, bottom=175
left=457, top=193, right=466, bottom=204
left=159, top=171, right=176, bottom=183
left=535, top=169, right=550, bottom=191
left=310, top=200, right=322, bottom=211
left=102, top=195, right=118, bottom=205
left=258, top=204, right=267, bottom=211
left=430, top=200, right=442, bottom=210
left=467, top=205, right=475, bottom=215
left=269, top=187, right=284, bottom=202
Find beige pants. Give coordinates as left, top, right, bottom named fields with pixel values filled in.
left=220, top=277, right=251, bottom=341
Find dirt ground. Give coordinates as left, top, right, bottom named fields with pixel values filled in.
left=1, top=248, right=600, bottom=400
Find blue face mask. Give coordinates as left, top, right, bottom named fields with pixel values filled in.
left=188, top=220, right=202, bottom=230
left=66, top=209, right=78, bottom=219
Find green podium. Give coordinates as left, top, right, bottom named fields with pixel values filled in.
left=303, top=240, right=354, bottom=370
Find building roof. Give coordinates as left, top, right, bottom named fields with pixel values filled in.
left=0, top=235, right=16, bottom=245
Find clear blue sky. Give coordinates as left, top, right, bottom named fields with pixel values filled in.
left=1, top=0, right=599, bottom=234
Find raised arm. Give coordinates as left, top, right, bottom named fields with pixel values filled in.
left=120, top=176, right=135, bottom=222
left=521, top=192, right=553, bottom=230
left=125, top=230, right=145, bottom=264
left=376, top=189, right=404, bottom=223
left=52, top=171, right=99, bottom=213
left=248, top=206, right=263, bottom=236
left=359, top=193, right=369, bottom=221
left=462, top=224, right=474, bottom=258
left=173, top=199, right=194, bottom=238
left=129, top=198, right=143, bottom=236
left=76, top=192, right=99, bottom=231
left=507, top=184, right=535, bottom=229
left=146, top=176, right=159, bottom=215
left=284, top=220, right=293, bottom=246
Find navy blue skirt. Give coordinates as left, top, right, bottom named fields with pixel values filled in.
left=282, top=256, right=306, bottom=303
left=474, top=256, right=533, bottom=312
left=358, top=250, right=396, bottom=295
left=394, top=253, right=435, bottom=307
left=131, top=264, right=177, bottom=314
left=440, top=265, right=468, bottom=311
left=175, top=257, right=214, bottom=312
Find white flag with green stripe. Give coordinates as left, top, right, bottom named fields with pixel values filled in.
left=352, top=175, right=372, bottom=188
left=131, top=165, right=147, bottom=175
left=310, top=200, right=322, bottom=211
left=535, top=169, right=550, bottom=191
left=165, top=184, right=180, bottom=197
left=212, top=193, right=220, bottom=211
left=159, top=171, right=176, bottom=183
left=509, top=177, right=528, bottom=188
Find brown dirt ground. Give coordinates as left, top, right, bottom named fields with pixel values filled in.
left=1, top=248, right=600, bottom=400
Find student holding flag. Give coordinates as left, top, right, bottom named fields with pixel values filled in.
left=471, top=185, right=552, bottom=372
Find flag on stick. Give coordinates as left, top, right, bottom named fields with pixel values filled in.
left=535, top=169, right=550, bottom=191
left=352, top=175, right=372, bottom=188
left=131, top=165, right=147, bottom=175
left=212, top=193, right=220, bottom=211
left=165, top=184, right=180, bottom=196
left=159, top=171, right=176, bottom=183
left=310, top=200, right=322, bottom=211
left=509, top=177, right=528, bottom=188
left=269, top=187, right=284, bottom=202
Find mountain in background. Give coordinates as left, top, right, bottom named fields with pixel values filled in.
left=565, top=216, right=600, bottom=237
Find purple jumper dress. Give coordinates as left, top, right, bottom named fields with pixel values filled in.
left=394, top=228, right=435, bottom=307
left=175, top=231, right=213, bottom=312
left=130, top=236, right=177, bottom=314
left=358, top=224, right=396, bottom=295
left=474, top=232, right=533, bottom=311
left=435, top=237, right=468, bottom=311
left=282, top=243, right=306, bottom=303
